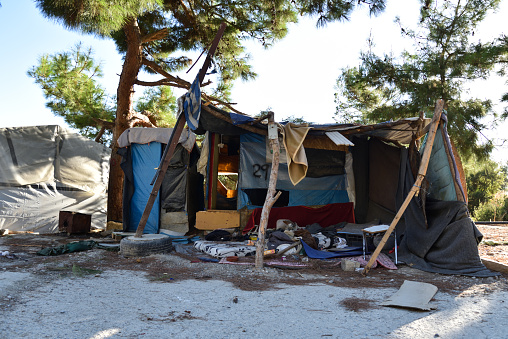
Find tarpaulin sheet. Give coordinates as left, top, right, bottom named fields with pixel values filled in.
left=243, top=202, right=355, bottom=233
left=300, top=240, right=363, bottom=259
left=422, top=123, right=460, bottom=201
left=229, top=112, right=255, bottom=125
left=238, top=133, right=349, bottom=209
left=288, top=190, right=349, bottom=206
left=396, top=147, right=497, bottom=277
left=128, top=142, right=160, bottom=234
left=397, top=198, right=497, bottom=277
left=0, top=125, right=109, bottom=233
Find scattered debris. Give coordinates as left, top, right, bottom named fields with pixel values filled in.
left=340, top=297, right=378, bottom=312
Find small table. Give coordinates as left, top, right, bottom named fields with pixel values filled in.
left=362, top=225, right=398, bottom=264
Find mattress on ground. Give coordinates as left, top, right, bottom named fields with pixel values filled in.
left=194, top=240, right=256, bottom=258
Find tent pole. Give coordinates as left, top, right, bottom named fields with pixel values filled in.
left=255, top=112, right=282, bottom=269
left=361, top=99, right=444, bottom=275
left=134, top=23, right=226, bottom=238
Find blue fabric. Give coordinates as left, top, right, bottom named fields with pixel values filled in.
left=237, top=189, right=256, bottom=209
left=288, top=190, right=349, bottom=206
left=230, top=112, right=255, bottom=125
left=240, top=132, right=265, bottom=143
left=301, top=240, right=363, bottom=259
left=128, top=143, right=161, bottom=234
left=183, top=75, right=201, bottom=131
left=164, top=235, right=200, bottom=243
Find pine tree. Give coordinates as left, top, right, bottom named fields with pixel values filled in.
left=335, top=0, right=508, bottom=160
left=34, top=0, right=386, bottom=221
left=28, top=44, right=115, bottom=143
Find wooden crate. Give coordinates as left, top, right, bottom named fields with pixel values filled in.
left=195, top=210, right=240, bottom=230
left=59, top=211, right=91, bottom=234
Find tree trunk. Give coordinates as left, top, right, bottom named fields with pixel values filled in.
left=255, top=114, right=281, bottom=269
left=107, top=18, right=143, bottom=222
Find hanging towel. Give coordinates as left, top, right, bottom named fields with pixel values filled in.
left=281, top=123, right=312, bottom=185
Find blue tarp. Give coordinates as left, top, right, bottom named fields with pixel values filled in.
left=229, top=112, right=255, bottom=125
left=300, top=240, right=364, bottom=259
left=128, top=142, right=161, bottom=233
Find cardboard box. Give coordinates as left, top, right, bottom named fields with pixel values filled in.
left=195, top=210, right=241, bottom=230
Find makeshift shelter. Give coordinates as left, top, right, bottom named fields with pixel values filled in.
left=186, top=104, right=494, bottom=277
left=0, top=125, right=110, bottom=233
left=118, top=127, right=203, bottom=235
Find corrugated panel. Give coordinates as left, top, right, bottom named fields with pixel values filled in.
left=325, top=131, right=354, bottom=146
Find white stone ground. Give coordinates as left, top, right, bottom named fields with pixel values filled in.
left=1, top=269, right=507, bottom=339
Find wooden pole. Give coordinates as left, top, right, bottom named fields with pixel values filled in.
left=255, top=112, right=282, bottom=269
left=134, top=23, right=226, bottom=237
left=361, top=99, right=444, bottom=275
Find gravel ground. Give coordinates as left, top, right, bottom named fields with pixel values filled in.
left=477, top=224, right=508, bottom=265
left=1, top=232, right=508, bottom=339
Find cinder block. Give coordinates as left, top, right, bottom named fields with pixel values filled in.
left=341, top=259, right=361, bottom=271
left=161, top=211, right=188, bottom=225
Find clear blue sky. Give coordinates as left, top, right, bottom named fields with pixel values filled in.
left=1, top=0, right=507, bottom=162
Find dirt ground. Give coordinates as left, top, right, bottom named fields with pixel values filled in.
left=1, top=224, right=507, bottom=294
left=476, top=224, right=508, bottom=266
left=2, top=226, right=508, bottom=338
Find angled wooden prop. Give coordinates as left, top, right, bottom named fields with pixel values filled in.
left=135, top=23, right=227, bottom=237
left=361, top=99, right=444, bottom=275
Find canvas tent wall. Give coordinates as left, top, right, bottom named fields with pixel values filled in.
left=0, top=125, right=110, bottom=233
left=194, top=105, right=435, bottom=221
left=189, top=104, right=494, bottom=276
left=118, top=127, right=203, bottom=235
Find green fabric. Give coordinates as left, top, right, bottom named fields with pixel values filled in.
left=36, top=240, right=97, bottom=256
left=421, top=125, right=457, bottom=201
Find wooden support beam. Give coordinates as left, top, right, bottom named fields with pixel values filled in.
left=134, top=23, right=226, bottom=237
left=207, top=132, right=219, bottom=210
left=361, top=99, right=445, bottom=275
left=255, top=112, right=281, bottom=270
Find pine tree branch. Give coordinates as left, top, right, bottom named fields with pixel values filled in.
left=94, top=126, right=106, bottom=143
left=91, top=117, right=115, bottom=129
left=178, top=0, right=196, bottom=26
left=142, top=57, right=190, bottom=87
left=127, top=111, right=157, bottom=128
left=141, top=28, right=169, bottom=44
left=201, top=93, right=245, bottom=115
left=135, top=78, right=189, bottom=89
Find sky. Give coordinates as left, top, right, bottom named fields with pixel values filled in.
left=0, top=0, right=507, bottom=162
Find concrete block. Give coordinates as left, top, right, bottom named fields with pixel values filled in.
left=341, top=259, right=361, bottom=271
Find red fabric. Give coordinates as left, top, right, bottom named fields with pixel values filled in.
left=243, top=202, right=355, bottom=234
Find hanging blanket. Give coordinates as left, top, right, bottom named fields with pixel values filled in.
left=243, top=202, right=355, bottom=234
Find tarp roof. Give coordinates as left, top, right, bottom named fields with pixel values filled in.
left=198, top=104, right=430, bottom=145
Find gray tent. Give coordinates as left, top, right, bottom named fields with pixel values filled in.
left=0, top=125, right=110, bottom=233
